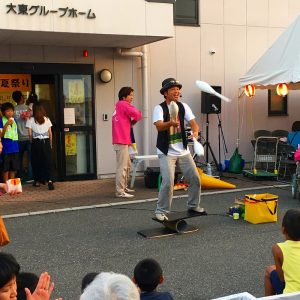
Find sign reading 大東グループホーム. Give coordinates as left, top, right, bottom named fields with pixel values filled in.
left=6, top=3, right=96, bottom=19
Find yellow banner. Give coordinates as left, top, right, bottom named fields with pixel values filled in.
left=65, top=133, right=77, bottom=156
left=0, top=74, right=31, bottom=92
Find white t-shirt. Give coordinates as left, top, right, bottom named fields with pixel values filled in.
left=153, top=102, right=195, bottom=156
left=26, top=117, right=52, bottom=139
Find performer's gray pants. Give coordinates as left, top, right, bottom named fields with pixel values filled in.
left=155, top=153, right=201, bottom=214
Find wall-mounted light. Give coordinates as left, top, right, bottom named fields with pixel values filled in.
left=276, top=83, right=288, bottom=96
left=244, top=84, right=256, bottom=97
left=98, top=69, right=112, bottom=83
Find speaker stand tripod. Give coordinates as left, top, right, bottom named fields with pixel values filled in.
left=202, top=113, right=220, bottom=172
left=216, top=112, right=228, bottom=177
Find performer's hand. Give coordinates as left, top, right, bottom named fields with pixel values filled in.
left=170, top=120, right=179, bottom=128
left=192, top=131, right=199, bottom=140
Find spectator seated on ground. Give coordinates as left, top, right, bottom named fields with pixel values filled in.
left=264, top=209, right=300, bottom=296
left=0, top=252, right=20, bottom=299
left=133, top=258, right=174, bottom=300
left=0, top=252, right=61, bottom=300
left=81, top=272, right=99, bottom=293
left=80, top=272, right=139, bottom=300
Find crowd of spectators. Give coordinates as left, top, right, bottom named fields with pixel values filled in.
left=0, top=252, right=173, bottom=300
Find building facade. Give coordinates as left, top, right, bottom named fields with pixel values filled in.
left=1, top=0, right=300, bottom=179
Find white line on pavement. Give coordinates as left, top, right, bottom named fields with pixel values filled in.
left=2, top=184, right=290, bottom=219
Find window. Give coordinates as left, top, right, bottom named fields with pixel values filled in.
left=268, top=89, right=288, bottom=116
left=174, top=0, right=199, bottom=26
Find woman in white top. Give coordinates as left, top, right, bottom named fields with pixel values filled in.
left=26, top=102, right=54, bottom=190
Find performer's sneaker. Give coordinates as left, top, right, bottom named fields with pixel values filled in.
left=155, top=213, right=168, bottom=221
left=115, top=192, right=134, bottom=198
left=188, top=206, right=205, bottom=213
left=125, top=187, right=135, bottom=193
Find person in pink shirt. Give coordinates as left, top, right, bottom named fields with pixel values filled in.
left=112, top=87, right=142, bottom=198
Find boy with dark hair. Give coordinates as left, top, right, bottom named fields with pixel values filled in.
left=12, top=90, right=32, bottom=181
left=264, top=209, right=300, bottom=295
left=0, top=252, right=20, bottom=299
left=0, top=102, right=19, bottom=182
left=133, top=258, right=174, bottom=300
left=0, top=252, right=61, bottom=300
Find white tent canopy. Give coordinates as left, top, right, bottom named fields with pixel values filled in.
left=239, top=15, right=300, bottom=88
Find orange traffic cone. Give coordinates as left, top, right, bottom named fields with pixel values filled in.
left=197, top=168, right=236, bottom=189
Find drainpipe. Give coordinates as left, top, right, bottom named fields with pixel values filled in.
left=116, top=46, right=149, bottom=155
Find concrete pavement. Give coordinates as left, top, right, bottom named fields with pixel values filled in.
left=0, top=173, right=288, bottom=216
left=1, top=174, right=298, bottom=300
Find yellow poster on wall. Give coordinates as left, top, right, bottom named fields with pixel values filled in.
left=68, top=79, right=84, bottom=103
left=0, top=92, right=14, bottom=104
left=0, top=74, right=31, bottom=92
left=65, top=133, right=77, bottom=156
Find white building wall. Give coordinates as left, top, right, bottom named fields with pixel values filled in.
left=146, top=0, right=300, bottom=165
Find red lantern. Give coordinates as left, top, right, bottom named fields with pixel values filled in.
left=276, top=83, right=288, bottom=96
left=244, top=84, right=255, bottom=97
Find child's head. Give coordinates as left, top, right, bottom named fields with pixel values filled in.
left=0, top=252, right=20, bottom=299
left=133, top=258, right=163, bottom=292
left=11, top=91, right=24, bottom=105
left=81, top=272, right=99, bottom=293
left=1, top=102, right=14, bottom=118
left=32, top=102, right=46, bottom=124
left=282, top=209, right=300, bottom=241
left=27, top=92, right=38, bottom=105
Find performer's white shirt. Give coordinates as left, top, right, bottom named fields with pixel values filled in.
left=153, top=102, right=195, bottom=156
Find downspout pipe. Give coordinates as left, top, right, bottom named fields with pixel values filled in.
left=116, top=47, right=150, bottom=155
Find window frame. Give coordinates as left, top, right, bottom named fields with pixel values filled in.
left=268, top=89, right=288, bottom=116
left=174, top=0, right=199, bottom=26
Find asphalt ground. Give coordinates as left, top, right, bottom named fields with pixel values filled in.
left=1, top=174, right=299, bottom=300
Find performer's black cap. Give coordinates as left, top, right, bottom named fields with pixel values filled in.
left=160, top=78, right=182, bottom=95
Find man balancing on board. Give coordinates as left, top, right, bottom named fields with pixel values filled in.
left=152, top=78, right=205, bottom=221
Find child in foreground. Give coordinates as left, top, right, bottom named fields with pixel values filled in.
left=133, top=258, right=174, bottom=300
left=0, top=252, right=61, bottom=300
left=264, top=209, right=300, bottom=295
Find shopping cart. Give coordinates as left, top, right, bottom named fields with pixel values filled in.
left=243, top=136, right=279, bottom=179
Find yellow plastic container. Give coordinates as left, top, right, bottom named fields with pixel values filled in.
left=244, top=193, right=278, bottom=224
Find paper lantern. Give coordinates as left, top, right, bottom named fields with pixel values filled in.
left=244, top=84, right=256, bottom=97
left=276, top=83, right=288, bottom=96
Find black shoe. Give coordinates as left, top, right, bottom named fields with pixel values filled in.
left=33, top=181, right=40, bottom=187
left=48, top=181, right=54, bottom=190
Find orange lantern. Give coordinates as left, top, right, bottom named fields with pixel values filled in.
left=244, top=84, right=256, bottom=97
left=276, top=83, right=288, bottom=96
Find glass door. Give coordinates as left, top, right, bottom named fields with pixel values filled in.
left=60, top=74, right=96, bottom=179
